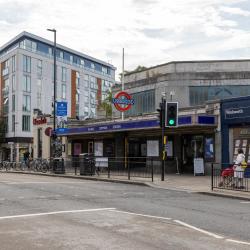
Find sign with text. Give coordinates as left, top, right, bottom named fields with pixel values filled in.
left=56, top=102, right=67, bottom=116
left=112, top=91, right=134, bottom=112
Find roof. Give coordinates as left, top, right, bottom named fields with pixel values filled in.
left=0, top=31, right=116, bottom=70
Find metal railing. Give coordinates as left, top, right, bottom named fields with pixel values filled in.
left=0, top=156, right=162, bottom=182
left=211, top=163, right=250, bottom=192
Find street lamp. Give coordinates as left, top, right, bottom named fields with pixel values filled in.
left=47, top=28, right=57, bottom=157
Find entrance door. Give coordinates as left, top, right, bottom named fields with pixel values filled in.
left=88, top=141, right=94, bottom=154
left=128, top=139, right=146, bottom=168
left=182, top=135, right=204, bottom=173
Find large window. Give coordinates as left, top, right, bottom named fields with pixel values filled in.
left=12, top=75, right=15, bottom=92
left=22, top=115, right=30, bottom=131
left=189, top=85, right=250, bottom=106
left=62, top=67, right=67, bottom=82
left=62, top=84, right=66, bottom=99
left=12, top=95, right=15, bottom=112
left=125, top=90, right=155, bottom=117
left=23, top=95, right=31, bottom=112
left=37, top=59, right=42, bottom=75
left=23, top=55, right=31, bottom=73
left=12, top=115, right=15, bottom=132
left=23, top=75, right=31, bottom=92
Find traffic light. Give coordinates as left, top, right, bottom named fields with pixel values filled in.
left=157, top=101, right=165, bottom=128
left=166, top=102, right=178, bottom=127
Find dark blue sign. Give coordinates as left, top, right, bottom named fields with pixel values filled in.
left=56, top=102, right=67, bottom=116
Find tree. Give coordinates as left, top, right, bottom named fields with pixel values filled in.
left=119, top=65, right=148, bottom=81
left=100, top=90, right=112, bottom=118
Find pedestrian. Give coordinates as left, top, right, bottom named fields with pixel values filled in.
left=233, top=148, right=246, bottom=189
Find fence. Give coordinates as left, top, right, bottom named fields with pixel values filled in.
left=1, top=156, right=162, bottom=182
left=211, top=163, right=250, bottom=192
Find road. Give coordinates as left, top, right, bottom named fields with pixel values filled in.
left=0, top=173, right=250, bottom=249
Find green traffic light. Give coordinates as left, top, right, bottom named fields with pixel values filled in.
left=169, top=119, right=175, bottom=125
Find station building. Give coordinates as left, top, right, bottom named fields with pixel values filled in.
left=34, top=59, right=250, bottom=173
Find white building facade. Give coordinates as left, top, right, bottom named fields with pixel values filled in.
left=0, top=31, right=116, bottom=161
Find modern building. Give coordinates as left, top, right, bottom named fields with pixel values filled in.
left=0, top=31, right=116, bottom=161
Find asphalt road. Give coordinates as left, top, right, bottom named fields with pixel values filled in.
left=0, top=173, right=250, bottom=250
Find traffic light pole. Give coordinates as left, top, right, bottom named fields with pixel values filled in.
left=161, top=98, right=166, bottom=181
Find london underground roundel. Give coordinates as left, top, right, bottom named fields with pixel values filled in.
left=112, top=91, right=135, bottom=112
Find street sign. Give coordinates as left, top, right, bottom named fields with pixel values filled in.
left=56, top=102, right=67, bottom=116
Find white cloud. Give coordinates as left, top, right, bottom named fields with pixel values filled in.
left=0, top=0, right=250, bottom=79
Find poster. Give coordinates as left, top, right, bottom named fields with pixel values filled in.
left=166, top=141, right=173, bottom=157
left=147, top=140, right=159, bottom=157
left=94, top=141, right=103, bottom=156
left=194, top=158, right=204, bottom=176
left=205, top=137, right=214, bottom=160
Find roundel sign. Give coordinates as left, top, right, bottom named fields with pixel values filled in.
left=112, top=91, right=135, bottom=112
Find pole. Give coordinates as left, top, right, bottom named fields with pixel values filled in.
left=122, top=48, right=124, bottom=120
left=161, top=97, right=166, bottom=181
left=47, top=28, right=57, bottom=158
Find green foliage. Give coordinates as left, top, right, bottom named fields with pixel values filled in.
left=100, top=90, right=112, bottom=118
left=119, top=65, right=148, bottom=81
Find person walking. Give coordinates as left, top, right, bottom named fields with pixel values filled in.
left=233, top=148, right=246, bottom=189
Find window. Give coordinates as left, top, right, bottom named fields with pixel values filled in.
left=49, top=48, right=52, bottom=55
left=91, top=63, right=95, bottom=69
left=80, top=59, right=84, bottom=66
left=76, top=71, right=80, bottom=88
left=70, top=55, right=73, bottom=63
left=23, top=55, right=31, bottom=73
left=125, top=90, right=155, bottom=117
left=37, top=78, right=42, bottom=92
left=37, top=93, right=42, bottom=109
left=22, top=115, right=30, bottom=131
left=23, top=95, right=31, bottom=112
left=102, top=66, right=107, bottom=74
left=4, top=116, right=8, bottom=133
left=12, top=75, right=15, bottom=92
left=84, top=74, right=89, bottom=87
left=62, top=67, right=67, bottom=82
left=23, top=75, right=31, bottom=92
left=37, top=59, right=42, bottom=75
left=12, top=55, right=16, bottom=72
left=4, top=78, right=9, bottom=94
left=12, top=115, right=15, bottom=132
left=12, top=95, right=15, bottom=112
left=76, top=93, right=79, bottom=104
left=62, top=84, right=66, bottom=99
left=60, top=51, right=63, bottom=59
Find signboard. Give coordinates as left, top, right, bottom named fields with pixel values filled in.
left=94, top=141, right=103, bottom=156
left=166, top=141, right=173, bottom=157
left=193, top=158, right=205, bottom=176
left=33, top=117, right=47, bottom=125
left=147, top=140, right=159, bottom=157
left=56, top=102, right=67, bottom=128
left=112, top=91, right=135, bottom=112
left=56, top=102, right=67, bottom=116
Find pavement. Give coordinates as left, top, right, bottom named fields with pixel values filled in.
left=6, top=170, right=250, bottom=201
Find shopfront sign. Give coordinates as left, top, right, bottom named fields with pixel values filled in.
left=33, top=117, right=47, bottom=125
left=225, top=107, right=250, bottom=120
left=56, top=101, right=68, bottom=128
left=112, top=91, right=135, bottom=112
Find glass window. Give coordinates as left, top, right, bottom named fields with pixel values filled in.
left=23, top=75, right=31, bottom=92
left=23, top=95, right=31, bottom=112
left=12, top=55, right=16, bottom=72
left=76, top=71, right=80, bottom=88
left=12, top=95, right=15, bottom=112
left=91, top=63, right=95, bottom=69
left=80, top=59, right=84, bottom=66
left=12, top=115, right=15, bottom=132
left=37, top=59, right=42, bottom=75
left=4, top=116, right=8, bottom=133
left=60, top=51, right=63, bottom=59
left=22, top=115, right=30, bottom=131
left=37, top=92, right=42, bottom=109
left=4, top=78, right=9, bottom=94
left=62, top=84, right=66, bottom=99
left=48, top=48, right=52, bottom=55
left=37, top=78, right=42, bottom=92
left=12, top=75, right=15, bottom=92
left=76, top=93, right=79, bottom=104
left=23, top=55, right=31, bottom=73
left=62, top=67, right=67, bottom=82
left=102, top=66, right=107, bottom=74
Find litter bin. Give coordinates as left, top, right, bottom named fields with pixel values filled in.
left=79, top=153, right=95, bottom=175
left=53, top=157, right=65, bottom=174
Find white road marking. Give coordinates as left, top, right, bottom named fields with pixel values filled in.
left=0, top=198, right=5, bottom=201
left=38, top=196, right=46, bottom=199
left=5, top=181, right=86, bottom=185
left=0, top=208, right=116, bottom=220
left=18, top=196, right=24, bottom=199
left=240, top=201, right=250, bottom=204
left=174, top=220, right=224, bottom=239
left=226, top=239, right=250, bottom=245
left=112, top=210, right=171, bottom=221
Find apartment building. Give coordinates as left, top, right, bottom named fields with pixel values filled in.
left=0, top=31, right=116, bottom=161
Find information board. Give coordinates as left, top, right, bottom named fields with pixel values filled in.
left=147, top=140, right=159, bottom=157
left=193, top=158, right=205, bottom=176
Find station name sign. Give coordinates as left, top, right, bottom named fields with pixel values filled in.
left=112, top=91, right=135, bottom=112
left=33, top=117, right=47, bottom=125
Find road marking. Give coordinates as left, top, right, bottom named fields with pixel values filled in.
left=226, top=239, right=250, bottom=245
left=240, top=201, right=250, bottom=204
left=0, top=198, right=5, bottom=201
left=18, top=196, right=24, bottom=199
left=5, top=181, right=86, bottom=185
left=174, top=220, right=224, bottom=239
left=112, top=210, right=171, bottom=221
left=0, top=208, right=116, bottom=220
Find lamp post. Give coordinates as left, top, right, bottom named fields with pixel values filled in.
left=47, top=28, right=57, bottom=157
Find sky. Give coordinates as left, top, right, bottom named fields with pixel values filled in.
left=1, top=0, right=250, bottom=80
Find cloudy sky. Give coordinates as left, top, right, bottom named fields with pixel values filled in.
left=1, top=0, right=250, bottom=79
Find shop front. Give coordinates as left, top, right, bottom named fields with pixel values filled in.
left=221, top=96, right=250, bottom=165
left=57, top=113, right=217, bottom=174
